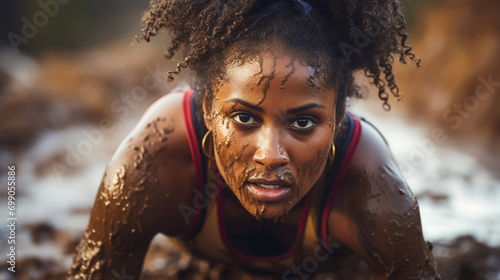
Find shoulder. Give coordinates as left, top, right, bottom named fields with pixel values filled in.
left=328, top=116, right=413, bottom=244
left=336, top=116, right=412, bottom=211
left=116, top=89, right=192, bottom=176
left=124, top=89, right=189, bottom=156
left=338, top=116, right=418, bottom=236
left=103, top=89, right=197, bottom=236
left=344, top=116, right=415, bottom=217
left=327, top=117, right=442, bottom=278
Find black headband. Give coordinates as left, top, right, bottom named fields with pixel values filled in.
left=247, top=0, right=336, bottom=60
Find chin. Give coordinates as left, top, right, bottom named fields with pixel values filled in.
left=244, top=199, right=296, bottom=221
left=259, top=211, right=287, bottom=220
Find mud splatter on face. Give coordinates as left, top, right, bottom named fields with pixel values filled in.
left=307, top=68, right=321, bottom=89
left=254, top=54, right=277, bottom=106
left=212, top=120, right=261, bottom=220
left=206, top=50, right=337, bottom=222
left=259, top=203, right=266, bottom=216
left=280, top=58, right=295, bottom=89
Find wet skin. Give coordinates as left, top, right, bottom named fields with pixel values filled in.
left=69, top=50, right=443, bottom=279
left=203, top=52, right=336, bottom=221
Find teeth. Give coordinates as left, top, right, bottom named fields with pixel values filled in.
left=257, top=184, right=282, bottom=190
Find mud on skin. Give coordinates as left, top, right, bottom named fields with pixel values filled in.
left=211, top=105, right=296, bottom=223
left=68, top=117, right=174, bottom=279
left=207, top=52, right=336, bottom=223
left=254, top=54, right=276, bottom=106
left=352, top=166, right=442, bottom=279
left=231, top=54, right=321, bottom=106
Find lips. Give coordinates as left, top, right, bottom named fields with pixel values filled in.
left=246, top=181, right=291, bottom=202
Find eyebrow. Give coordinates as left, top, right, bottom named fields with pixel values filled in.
left=225, top=98, right=326, bottom=114
left=225, top=99, right=263, bottom=112
left=286, top=103, right=326, bottom=114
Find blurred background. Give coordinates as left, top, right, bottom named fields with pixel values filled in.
left=0, top=0, right=499, bottom=279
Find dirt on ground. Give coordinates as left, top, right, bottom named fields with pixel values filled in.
left=2, top=224, right=500, bottom=280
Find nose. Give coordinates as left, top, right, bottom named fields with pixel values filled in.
left=253, top=128, right=290, bottom=169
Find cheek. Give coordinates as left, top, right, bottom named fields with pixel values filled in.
left=294, top=139, right=331, bottom=190
left=212, top=116, right=253, bottom=190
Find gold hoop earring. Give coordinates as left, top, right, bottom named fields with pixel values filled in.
left=327, top=144, right=336, bottom=167
left=202, top=130, right=215, bottom=160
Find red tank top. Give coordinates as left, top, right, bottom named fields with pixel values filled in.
left=169, top=88, right=362, bottom=273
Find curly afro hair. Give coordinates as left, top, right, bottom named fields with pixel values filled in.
left=136, top=0, right=420, bottom=123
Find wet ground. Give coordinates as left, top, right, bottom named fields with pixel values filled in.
left=1, top=229, right=500, bottom=279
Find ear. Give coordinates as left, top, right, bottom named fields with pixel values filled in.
left=202, top=95, right=212, bottom=131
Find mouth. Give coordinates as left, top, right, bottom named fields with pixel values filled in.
left=246, top=179, right=291, bottom=202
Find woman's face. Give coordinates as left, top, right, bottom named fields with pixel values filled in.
left=204, top=51, right=337, bottom=220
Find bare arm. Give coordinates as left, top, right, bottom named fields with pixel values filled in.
left=68, top=92, right=195, bottom=279
left=329, top=121, right=443, bottom=280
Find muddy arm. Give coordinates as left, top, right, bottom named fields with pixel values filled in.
left=350, top=177, right=442, bottom=280
left=68, top=92, right=194, bottom=279
left=68, top=169, right=158, bottom=279
left=329, top=121, right=443, bottom=279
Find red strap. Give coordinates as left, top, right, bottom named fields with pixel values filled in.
left=181, top=88, right=204, bottom=238
left=320, top=113, right=362, bottom=244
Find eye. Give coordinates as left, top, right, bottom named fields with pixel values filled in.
left=290, top=117, right=316, bottom=130
left=232, top=113, right=257, bottom=126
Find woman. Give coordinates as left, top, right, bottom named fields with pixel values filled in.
left=69, top=0, right=443, bottom=279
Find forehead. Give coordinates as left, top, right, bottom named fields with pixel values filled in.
left=216, top=52, right=336, bottom=107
